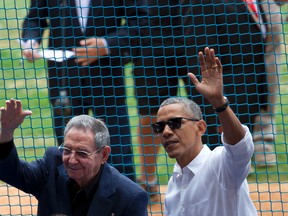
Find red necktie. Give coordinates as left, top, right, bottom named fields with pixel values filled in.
left=244, top=0, right=259, bottom=18
left=244, top=0, right=267, bottom=37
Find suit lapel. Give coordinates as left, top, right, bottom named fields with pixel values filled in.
left=69, top=0, right=84, bottom=35
left=85, top=0, right=103, bottom=35
left=87, top=163, right=116, bottom=215
left=56, top=165, right=72, bottom=215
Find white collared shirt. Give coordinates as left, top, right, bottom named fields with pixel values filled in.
left=73, top=0, right=109, bottom=52
left=75, top=0, right=90, bottom=32
left=164, top=125, right=257, bottom=216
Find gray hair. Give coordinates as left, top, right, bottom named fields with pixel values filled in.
left=64, top=115, right=110, bottom=149
left=160, top=97, right=203, bottom=120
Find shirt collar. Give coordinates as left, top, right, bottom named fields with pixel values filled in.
left=69, top=164, right=104, bottom=200
left=173, top=145, right=212, bottom=178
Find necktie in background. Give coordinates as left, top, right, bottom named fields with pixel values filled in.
left=245, top=0, right=259, bottom=17
left=244, top=0, right=267, bottom=36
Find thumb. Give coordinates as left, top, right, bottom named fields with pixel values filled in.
left=80, top=38, right=94, bottom=46
left=188, top=72, right=200, bottom=86
left=23, top=110, right=33, bottom=117
left=79, top=40, right=87, bottom=46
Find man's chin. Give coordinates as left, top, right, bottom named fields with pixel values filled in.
left=167, top=151, right=177, bottom=159
left=68, top=169, right=82, bottom=177
left=165, top=144, right=178, bottom=158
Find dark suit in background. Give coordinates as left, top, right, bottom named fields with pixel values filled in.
left=189, top=0, right=283, bottom=165
left=133, top=0, right=283, bottom=193
left=21, top=0, right=149, bottom=181
left=133, top=0, right=196, bottom=200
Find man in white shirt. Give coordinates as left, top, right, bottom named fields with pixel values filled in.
left=152, top=47, right=257, bottom=216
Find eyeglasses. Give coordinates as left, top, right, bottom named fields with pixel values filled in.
left=58, top=144, right=103, bottom=159
left=151, top=117, right=200, bottom=134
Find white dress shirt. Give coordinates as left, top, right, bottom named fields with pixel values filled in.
left=74, top=0, right=109, bottom=53
left=75, top=0, right=90, bottom=32
left=164, top=125, right=257, bottom=216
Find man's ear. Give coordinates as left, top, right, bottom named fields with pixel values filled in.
left=196, top=120, right=207, bottom=136
left=101, top=146, right=111, bottom=164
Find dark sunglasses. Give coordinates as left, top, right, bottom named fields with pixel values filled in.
left=151, top=117, right=200, bottom=134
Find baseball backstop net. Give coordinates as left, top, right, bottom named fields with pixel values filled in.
left=0, top=0, right=288, bottom=215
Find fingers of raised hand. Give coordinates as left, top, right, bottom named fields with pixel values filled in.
left=5, top=99, right=15, bottom=112
left=3, top=99, right=23, bottom=115
left=198, top=51, right=207, bottom=72
left=199, top=47, right=221, bottom=72
left=211, top=64, right=218, bottom=69
left=16, top=100, right=23, bottom=112
left=204, top=47, right=216, bottom=69
left=1, top=99, right=32, bottom=127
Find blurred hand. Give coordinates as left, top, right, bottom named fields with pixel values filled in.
left=73, top=38, right=109, bottom=66
left=0, top=99, right=32, bottom=143
left=21, top=41, right=41, bottom=61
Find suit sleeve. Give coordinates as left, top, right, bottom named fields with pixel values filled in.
left=0, top=144, right=53, bottom=197
left=21, top=0, right=49, bottom=43
left=0, top=140, right=14, bottom=159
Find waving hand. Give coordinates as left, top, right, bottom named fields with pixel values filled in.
left=188, top=47, right=224, bottom=108
left=0, top=99, right=32, bottom=143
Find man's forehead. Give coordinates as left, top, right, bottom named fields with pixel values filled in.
left=157, top=103, right=187, bottom=118
left=65, top=129, right=94, bottom=146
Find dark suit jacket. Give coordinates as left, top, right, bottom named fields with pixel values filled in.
left=21, top=0, right=149, bottom=102
left=22, top=0, right=149, bottom=64
left=0, top=145, right=148, bottom=216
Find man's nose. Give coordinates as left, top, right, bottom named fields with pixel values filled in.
left=68, top=151, right=78, bottom=162
left=162, top=124, right=173, bottom=135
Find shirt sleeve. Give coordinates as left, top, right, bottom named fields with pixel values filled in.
left=222, top=125, right=254, bottom=162
left=220, top=125, right=254, bottom=189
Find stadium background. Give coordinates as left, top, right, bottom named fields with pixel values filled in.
left=0, top=0, right=288, bottom=215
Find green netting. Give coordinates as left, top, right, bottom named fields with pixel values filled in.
left=0, top=0, right=288, bottom=215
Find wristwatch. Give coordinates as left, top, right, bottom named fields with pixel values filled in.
left=213, top=97, right=229, bottom=113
